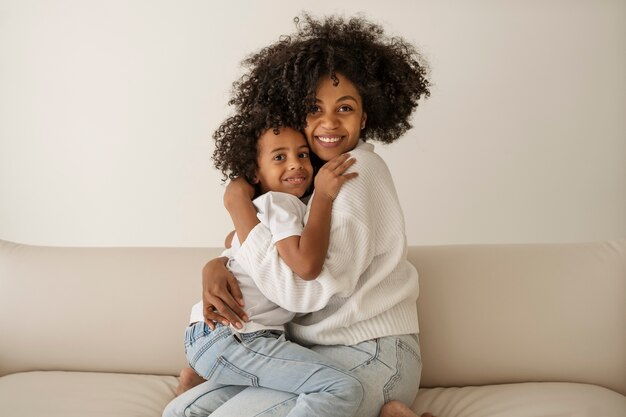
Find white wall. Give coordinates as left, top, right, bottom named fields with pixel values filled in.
left=1, top=0, right=624, bottom=247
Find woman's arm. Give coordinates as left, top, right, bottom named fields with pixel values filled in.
left=275, top=154, right=357, bottom=280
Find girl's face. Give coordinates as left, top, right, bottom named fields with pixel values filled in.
left=305, top=73, right=367, bottom=161
left=255, top=127, right=314, bottom=197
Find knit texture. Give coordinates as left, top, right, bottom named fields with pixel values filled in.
left=235, top=141, right=419, bottom=346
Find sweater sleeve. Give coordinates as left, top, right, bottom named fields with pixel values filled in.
left=234, top=196, right=374, bottom=314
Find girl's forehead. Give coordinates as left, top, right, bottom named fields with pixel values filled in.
left=258, top=128, right=307, bottom=151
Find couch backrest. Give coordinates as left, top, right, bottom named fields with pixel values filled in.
left=1, top=239, right=624, bottom=395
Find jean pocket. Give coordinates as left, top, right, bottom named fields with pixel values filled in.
left=312, top=339, right=379, bottom=371
left=208, top=356, right=259, bottom=387
left=382, top=337, right=422, bottom=404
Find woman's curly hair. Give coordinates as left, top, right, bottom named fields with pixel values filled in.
left=212, top=13, right=431, bottom=180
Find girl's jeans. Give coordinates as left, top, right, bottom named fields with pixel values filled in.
left=163, top=322, right=363, bottom=417
left=163, top=329, right=421, bottom=417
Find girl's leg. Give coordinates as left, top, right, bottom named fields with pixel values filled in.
left=175, top=367, right=205, bottom=396
left=207, top=333, right=422, bottom=417
left=162, top=380, right=245, bottom=417
left=207, top=331, right=363, bottom=417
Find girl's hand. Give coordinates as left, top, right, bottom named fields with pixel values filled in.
left=202, top=257, right=248, bottom=330
left=314, top=153, right=358, bottom=201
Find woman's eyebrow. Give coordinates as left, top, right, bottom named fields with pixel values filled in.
left=314, top=95, right=358, bottom=103
left=335, top=95, right=358, bottom=103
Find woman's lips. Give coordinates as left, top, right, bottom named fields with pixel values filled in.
left=315, top=135, right=343, bottom=147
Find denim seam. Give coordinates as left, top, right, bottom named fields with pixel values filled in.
left=210, top=355, right=259, bottom=387
left=382, top=339, right=402, bottom=403
left=397, top=338, right=421, bottom=364
left=189, top=330, right=233, bottom=368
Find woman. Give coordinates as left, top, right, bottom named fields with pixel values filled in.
left=165, top=14, right=432, bottom=417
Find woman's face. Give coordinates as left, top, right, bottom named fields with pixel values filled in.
left=304, top=73, right=367, bottom=161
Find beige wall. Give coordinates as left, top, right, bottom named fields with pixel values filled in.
left=1, top=0, right=624, bottom=246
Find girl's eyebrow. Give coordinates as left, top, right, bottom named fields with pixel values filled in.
left=269, top=147, right=288, bottom=153
left=269, top=145, right=308, bottom=153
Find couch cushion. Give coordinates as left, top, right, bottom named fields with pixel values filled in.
left=0, top=371, right=178, bottom=417
left=414, top=382, right=626, bottom=417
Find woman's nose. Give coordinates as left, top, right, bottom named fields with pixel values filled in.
left=320, top=112, right=339, bottom=129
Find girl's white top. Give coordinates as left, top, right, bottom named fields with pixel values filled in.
left=190, top=192, right=308, bottom=333
left=234, top=141, right=419, bottom=346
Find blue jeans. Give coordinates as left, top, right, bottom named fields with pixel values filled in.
left=163, top=330, right=421, bottom=417
left=163, top=322, right=363, bottom=417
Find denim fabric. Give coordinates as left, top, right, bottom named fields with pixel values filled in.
left=163, top=332, right=421, bottom=417
left=163, top=322, right=363, bottom=417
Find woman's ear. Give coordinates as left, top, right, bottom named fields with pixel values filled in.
left=361, top=112, right=367, bottom=130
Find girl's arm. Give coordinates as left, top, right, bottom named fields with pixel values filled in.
left=223, top=178, right=259, bottom=244
left=275, top=154, right=357, bottom=280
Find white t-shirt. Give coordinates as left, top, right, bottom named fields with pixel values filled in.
left=189, top=191, right=307, bottom=333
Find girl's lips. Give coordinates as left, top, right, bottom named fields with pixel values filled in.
left=284, top=176, right=306, bottom=184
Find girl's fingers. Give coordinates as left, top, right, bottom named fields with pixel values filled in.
left=322, top=153, right=351, bottom=170
left=333, top=157, right=357, bottom=174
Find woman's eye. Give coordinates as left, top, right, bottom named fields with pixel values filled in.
left=338, top=105, right=353, bottom=112
left=309, top=105, right=321, bottom=114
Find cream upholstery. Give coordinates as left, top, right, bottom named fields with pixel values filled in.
left=1, top=239, right=624, bottom=416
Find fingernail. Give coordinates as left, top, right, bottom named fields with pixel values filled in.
left=235, top=322, right=243, bottom=329
left=242, top=315, right=249, bottom=322
left=221, top=320, right=229, bottom=326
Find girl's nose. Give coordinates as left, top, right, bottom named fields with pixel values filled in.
left=288, top=156, right=303, bottom=169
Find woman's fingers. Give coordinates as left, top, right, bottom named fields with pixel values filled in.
left=204, top=290, right=248, bottom=329
left=201, top=257, right=248, bottom=329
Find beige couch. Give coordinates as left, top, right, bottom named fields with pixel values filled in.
left=1, top=239, right=624, bottom=416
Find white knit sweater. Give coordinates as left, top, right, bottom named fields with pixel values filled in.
left=234, top=141, right=419, bottom=346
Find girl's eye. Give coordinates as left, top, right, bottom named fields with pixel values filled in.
left=338, top=105, right=353, bottom=112
left=273, top=155, right=285, bottom=161
left=299, top=152, right=310, bottom=159
left=309, top=105, right=321, bottom=114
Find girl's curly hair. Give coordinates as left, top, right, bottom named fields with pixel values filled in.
left=212, top=13, right=431, bottom=180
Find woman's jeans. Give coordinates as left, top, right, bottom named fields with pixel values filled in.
left=163, top=329, right=421, bottom=417
left=163, top=322, right=363, bottom=417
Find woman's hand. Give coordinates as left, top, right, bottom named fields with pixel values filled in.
left=314, top=153, right=358, bottom=201
left=202, top=257, right=248, bottom=330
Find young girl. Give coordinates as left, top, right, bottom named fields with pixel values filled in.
left=164, top=125, right=362, bottom=417
left=166, top=14, right=433, bottom=417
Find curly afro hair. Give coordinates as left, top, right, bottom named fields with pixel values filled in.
left=212, top=13, right=430, bottom=181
